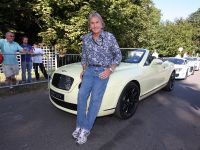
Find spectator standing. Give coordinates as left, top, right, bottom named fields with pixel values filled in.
left=0, top=32, right=24, bottom=87
left=183, top=52, right=189, bottom=58
left=32, top=43, right=48, bottom=80
left=21, top=36, right=33, bottom=83
left=72, top=12, right=122, bottom=144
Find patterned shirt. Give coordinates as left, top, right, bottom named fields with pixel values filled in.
left=81, top=31, right=122, bottom=67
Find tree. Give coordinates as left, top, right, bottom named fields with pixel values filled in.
left=154, top=19, right=196, bottom=56
left=32, top=0, right=161, bottom=53
left=0, top=0, right=40, bottom=43
left=188, top=8, right=200, bottom=50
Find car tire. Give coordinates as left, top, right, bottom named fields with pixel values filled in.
left=184, top=70, right=188, bottom=79
left=192, top=68, right=195, bottom=75
left=164, top=71, right=175, bottom=91
left=115, top=82, right=140, bottom=119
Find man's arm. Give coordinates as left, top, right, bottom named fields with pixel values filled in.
left=16, top=43, right=25, bottom=53
left=110, top=34, right=122, bottom=70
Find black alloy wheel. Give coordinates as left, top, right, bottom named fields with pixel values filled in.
left=115, top=82, right=140, bottom=119
left=164, top=71, right=175, bottom=91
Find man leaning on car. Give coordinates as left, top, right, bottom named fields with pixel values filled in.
left=72, top=11, right=122, bottom=145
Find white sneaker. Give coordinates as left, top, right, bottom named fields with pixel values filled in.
left=72, top=127, right=81, bottom=139
left=76, top=129, right=90, bottom=145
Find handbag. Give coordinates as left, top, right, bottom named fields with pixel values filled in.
left=0, top=53, right=4, bottom=64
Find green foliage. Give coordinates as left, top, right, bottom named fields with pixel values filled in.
left=0, top=0, right=199, bottom=56
left=155, top=20, right=197, bottom=56
left=32, top=0, right=161, bottom=53
left=33, top=0, right=91, bottom=53
left=0, top=0, right=40, bottom=43
left=188, top=8, right=200, bottom=50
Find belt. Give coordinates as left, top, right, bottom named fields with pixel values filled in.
left=88, top=64, right=108, bottom=67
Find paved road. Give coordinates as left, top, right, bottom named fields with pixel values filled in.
left=0, top=71, right=200, bottom=150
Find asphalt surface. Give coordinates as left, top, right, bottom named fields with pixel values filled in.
left=0, top=71, right=200, bottom=150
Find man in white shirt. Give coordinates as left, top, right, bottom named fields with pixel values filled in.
left=32, top=43, right=48, bottom=80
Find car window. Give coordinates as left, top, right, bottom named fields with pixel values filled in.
left=144, top=54, right=155, bottom=66
left=168, top=58, right=185, bottom=65
left=123, top=49, right=145, bottom=63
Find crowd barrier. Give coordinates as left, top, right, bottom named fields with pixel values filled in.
left=0, top=48, right=131, bottom=89
left=0, top=52, right=81, bottom=89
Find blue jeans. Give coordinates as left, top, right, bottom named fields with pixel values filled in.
left=21, top=61, right=32, bottom=82
left=76, top=66, right=109, bottom=131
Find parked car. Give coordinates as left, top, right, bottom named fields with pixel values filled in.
left=185, top=57, right=200, bottom=71
left=184, top=57, right=195, bottom=74
left=49, top=49, right=175, bottom=119
left=167, top=57, right=190, bottom=79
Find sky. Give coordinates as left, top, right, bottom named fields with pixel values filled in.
left=153, top=0, right=200, bottom=22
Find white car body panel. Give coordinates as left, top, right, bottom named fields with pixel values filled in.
left=174, top=64, right=188, bottom=79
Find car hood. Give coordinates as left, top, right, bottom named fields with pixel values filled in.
left=174, top=64, right=186, bottom=69
left=54, top=62, right=138, bottom=78
left=53, top=62, right=138, bottom=91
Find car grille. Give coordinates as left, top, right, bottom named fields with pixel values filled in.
left=52, top=73, right=74, bottom=91
left=50, top=89, right=77, bottom=111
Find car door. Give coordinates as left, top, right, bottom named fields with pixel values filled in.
left=149, top=58, right=166, bottom=89
left=139, top=54, right=164, bottom=96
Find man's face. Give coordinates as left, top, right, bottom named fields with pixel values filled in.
left=22, top=38, right=28, bottom=44
left=90, top=16, right=102, bottom=35
left=6, top=33, right=15, bottom=42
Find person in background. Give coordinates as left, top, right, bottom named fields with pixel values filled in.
left=21, top=36, right=33, bottom=83
left=183, top=52, right=189, bottom=58
left=32, top=43, right=48, bottom=80
left=72, top=12, right=122, bottom=144
left=0, top=32, right=24, bottom=87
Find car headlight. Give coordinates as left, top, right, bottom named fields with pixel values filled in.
left=52, top=73, right=74, bottom=91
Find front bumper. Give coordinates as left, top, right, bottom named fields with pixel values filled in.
left=175, top=71, right=187, bottom=79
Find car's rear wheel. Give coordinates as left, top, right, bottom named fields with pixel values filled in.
left=115, top=82, right=140, bottom=119
left=164, top=71, right=175, bottom=91
left=192, top=67, right=195, bottom=75
left=184, top=70, right=188, bottom=79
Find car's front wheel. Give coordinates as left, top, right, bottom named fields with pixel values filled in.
left=164, top=71, right=175, bottom=91
left=115, top=82, right=140, bottom=119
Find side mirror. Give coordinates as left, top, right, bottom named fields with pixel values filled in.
left=151, top=59, right=163, bottom=65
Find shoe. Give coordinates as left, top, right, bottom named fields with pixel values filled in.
left=76, top=129, right=90, bottom=145
left=72, top=127, right=81, bottom=139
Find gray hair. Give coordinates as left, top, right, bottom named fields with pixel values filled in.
left=88, top=11, right=105, bottom=29
left=5, top=32, right=14, bottom=37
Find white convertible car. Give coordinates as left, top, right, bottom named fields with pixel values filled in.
left=49, top=49, right=175, bottom=119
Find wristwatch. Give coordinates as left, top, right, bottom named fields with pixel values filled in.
left=109, top=67, right=114, bottom=72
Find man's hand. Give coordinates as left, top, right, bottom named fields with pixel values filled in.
left=99, top=68, right=112, bottom=79
left=80, top=70, right=85, bottom=80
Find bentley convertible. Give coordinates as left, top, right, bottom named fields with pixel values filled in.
left=49, top=49, right=175, bottom=119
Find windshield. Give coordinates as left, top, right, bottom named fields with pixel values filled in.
left=122, top=49, right=145, bottom=63
left=184, top=57, right=195, bottom=61
left=168, top=58, right=185, bottom=65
